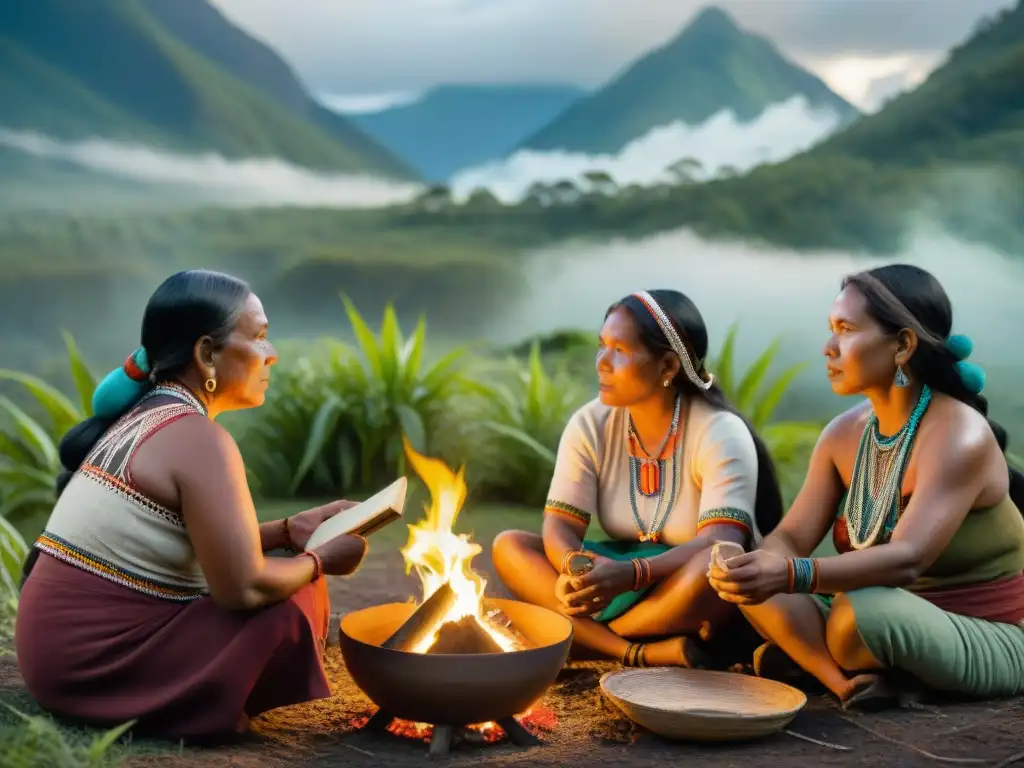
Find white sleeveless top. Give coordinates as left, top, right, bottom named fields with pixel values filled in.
left=543, top=397, right=762, bottom=547
left=34, top=398, right=209, bottom=601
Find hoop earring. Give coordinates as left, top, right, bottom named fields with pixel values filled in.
left=204, top=377, right=218, bottom=393
left=894, top=365, right=909, bottom=388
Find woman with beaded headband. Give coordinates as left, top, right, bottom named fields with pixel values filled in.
left=16, top=270, right=369, bottom=740
left=709, top=264, right=1024, bottom=710
left=493, top=289, right=784, bottom=668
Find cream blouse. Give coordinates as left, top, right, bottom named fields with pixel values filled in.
left=544, top=397, right=761, bottom=546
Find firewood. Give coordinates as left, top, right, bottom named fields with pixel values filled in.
left=427, top=615, right=504, bottom=655
left=381, top=581, right=458, bottom=652
left=482, top=601, right=533, bottom=650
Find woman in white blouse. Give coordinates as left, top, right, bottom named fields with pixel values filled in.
left=493, top=289, right=784, bottom=668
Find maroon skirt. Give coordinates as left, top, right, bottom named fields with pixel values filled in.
left=15, top=553, right=332, bottom=740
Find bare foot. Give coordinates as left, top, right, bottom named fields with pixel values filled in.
left=636, top=636, right=711, bottom=668
left=839, top=673, right=900, bottom=712
left=753, top=643, right=825, bottom=692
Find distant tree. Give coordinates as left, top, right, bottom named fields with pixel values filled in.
left=465, top=187, right=501, bottom=209
left=417, top=184, right=452, bottom=212
left=525, top=181, right=555, bottom=207
left=582, top=170, right=617, bottom=195
left=666, top=157, right=704, bottom=184
left=551, top=179, right=581, bottom=204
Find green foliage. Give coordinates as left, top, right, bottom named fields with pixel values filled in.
left=446, top=343, right=590, bottom=506
left=240, top=298, right=477, bottom=497
left=1, top=0, right=415, bottom=178
left=0, top=333, right=95, bottom=523
left=0, top=705, right=132, bottom=768
left=707, top=322, right=822, bottom=503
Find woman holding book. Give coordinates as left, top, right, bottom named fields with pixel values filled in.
left=493, top=289, right=784, bottom=667
left=16, top=270, right=368, bottom=740
left=708, top=264, right=1024, bottom=709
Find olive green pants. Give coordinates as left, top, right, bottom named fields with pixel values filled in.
left=814, top=587, right=1024, bottom=698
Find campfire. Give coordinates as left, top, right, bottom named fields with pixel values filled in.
left=338, top=439, right=573, bottom=756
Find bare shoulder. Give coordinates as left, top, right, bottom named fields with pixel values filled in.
left=150, top=412, right=243, bottom=476
left=818, top=400, right=872, bottom=449
left=919, top=394, right=995, bottom=460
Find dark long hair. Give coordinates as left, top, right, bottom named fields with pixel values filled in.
left=842, top=263, right=1024, bottom=513
left=22, top=270, right=250, bottom=584
left=610, top=290, right=784, bottom=536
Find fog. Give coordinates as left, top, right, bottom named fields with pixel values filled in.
left=0, top=129, right=422, bottom=208
left=483, top=223, right=1024, bottom=422
left=448, top=95, right=845, bottom=203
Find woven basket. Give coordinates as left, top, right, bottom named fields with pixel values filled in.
left=600, top=667, right=806, bottom=742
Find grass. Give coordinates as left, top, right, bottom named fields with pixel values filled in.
left=0, top=499, right=541, bottom=764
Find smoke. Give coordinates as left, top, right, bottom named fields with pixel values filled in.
left=448, top=95, right=846, bottom=203
left=0, top=129, right=422, bottom=208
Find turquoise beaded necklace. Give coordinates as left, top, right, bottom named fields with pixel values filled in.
left=842, top=385, right=932, bottom=549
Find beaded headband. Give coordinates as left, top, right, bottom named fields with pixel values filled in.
left=632, top=291, right=714, bottom=391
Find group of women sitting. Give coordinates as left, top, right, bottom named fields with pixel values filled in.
left=14, top=264, right=1024, bottom=741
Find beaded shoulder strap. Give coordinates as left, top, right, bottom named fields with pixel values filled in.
left=85, top=383, right=207, bottom=484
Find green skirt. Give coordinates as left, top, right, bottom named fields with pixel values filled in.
left=581, top=539, right=670, bottom=623
left=813, top=587, right=1024, bottom=698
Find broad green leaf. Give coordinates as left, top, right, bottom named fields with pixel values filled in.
left=735, top=338, right=781, bottom=413
left=394, top=402, right=427, bottom=454
left=341, top=294, right=384, bottom=379
left=714, top=322, right=739, bottom=396
left=62, top=331, right=98, bottom=418
left=482, top=421, right=558, bottom=466
left=0, top=369, right=81, bottom=434
left=751, top=362, right=808, bottom=428
left=0, top=487, right=55, bottom=521
left=0, top=396, right=58, bottom=470
left=289, top=393, right=347, bottom=494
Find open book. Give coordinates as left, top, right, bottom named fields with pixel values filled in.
left=303, top=477, right=408, bottom=551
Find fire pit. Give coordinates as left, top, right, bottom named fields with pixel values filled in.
left=339, top=440, right=573, bottom=755
left=339, top=598, right=571, bottom=754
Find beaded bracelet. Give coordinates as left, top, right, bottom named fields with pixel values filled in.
left=301, top=550, right=323, bottom=582
left=282, top=516, right=296, bottom=550
left=786, top=557, right=820, bottom=593
left=630, top=557, right=653, bottom=591
left=561, top=550, right=594, bottom=576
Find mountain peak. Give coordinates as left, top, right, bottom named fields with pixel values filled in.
left=685, top=6, right=740, bottom=34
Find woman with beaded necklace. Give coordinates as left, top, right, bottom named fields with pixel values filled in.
left=493, top=289, right=784, bottom=668
left=709, top=264, right=1024, bottom=709
left=16, top=270, right=369, bottom=740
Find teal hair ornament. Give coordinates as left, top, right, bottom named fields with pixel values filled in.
left=946, top=334, right=973, bottom=361
left=946, top=334, right=985, bottom=394
left=92, top=347, right=154, bottom=419
left=956, top=361, right=986, bottom=395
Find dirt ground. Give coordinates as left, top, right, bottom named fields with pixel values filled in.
left=3, top=541, right=1024, bottom=767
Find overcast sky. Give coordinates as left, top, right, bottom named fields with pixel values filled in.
left=210, top=0, right=1017, bottom=110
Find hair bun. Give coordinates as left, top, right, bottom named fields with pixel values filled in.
left=955, top=360, right=986, bottom=395
left=946, top=334, right=973, bottom=361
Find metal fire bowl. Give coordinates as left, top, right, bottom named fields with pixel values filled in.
left=338, top=598, right=573, bottom=726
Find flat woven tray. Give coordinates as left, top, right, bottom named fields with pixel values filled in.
left=600, top=667, right=807, bottom=742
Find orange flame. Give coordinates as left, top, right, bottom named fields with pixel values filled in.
left=399, top=437, right=517, bottom=652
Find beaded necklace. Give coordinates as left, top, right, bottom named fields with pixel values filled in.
left=842, top=385, right=932, bottom=549
left=139, top=381, right=209, bottom=417
left=627, top=395, right=683, bottom=542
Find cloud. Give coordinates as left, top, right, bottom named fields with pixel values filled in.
left=210, top=0, right=1015, bottom=95
left=318, top=91, right=424, bottom=115
left=447, top=96, right=845, bottom=203
left=0, top=130, right=422, bottom=208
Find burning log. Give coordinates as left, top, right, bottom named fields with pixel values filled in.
left=483, top=601, right=534, bottom=650
left=427, top=615, right=503, bottom=655
left=382, top=581, right=458, bottom=652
